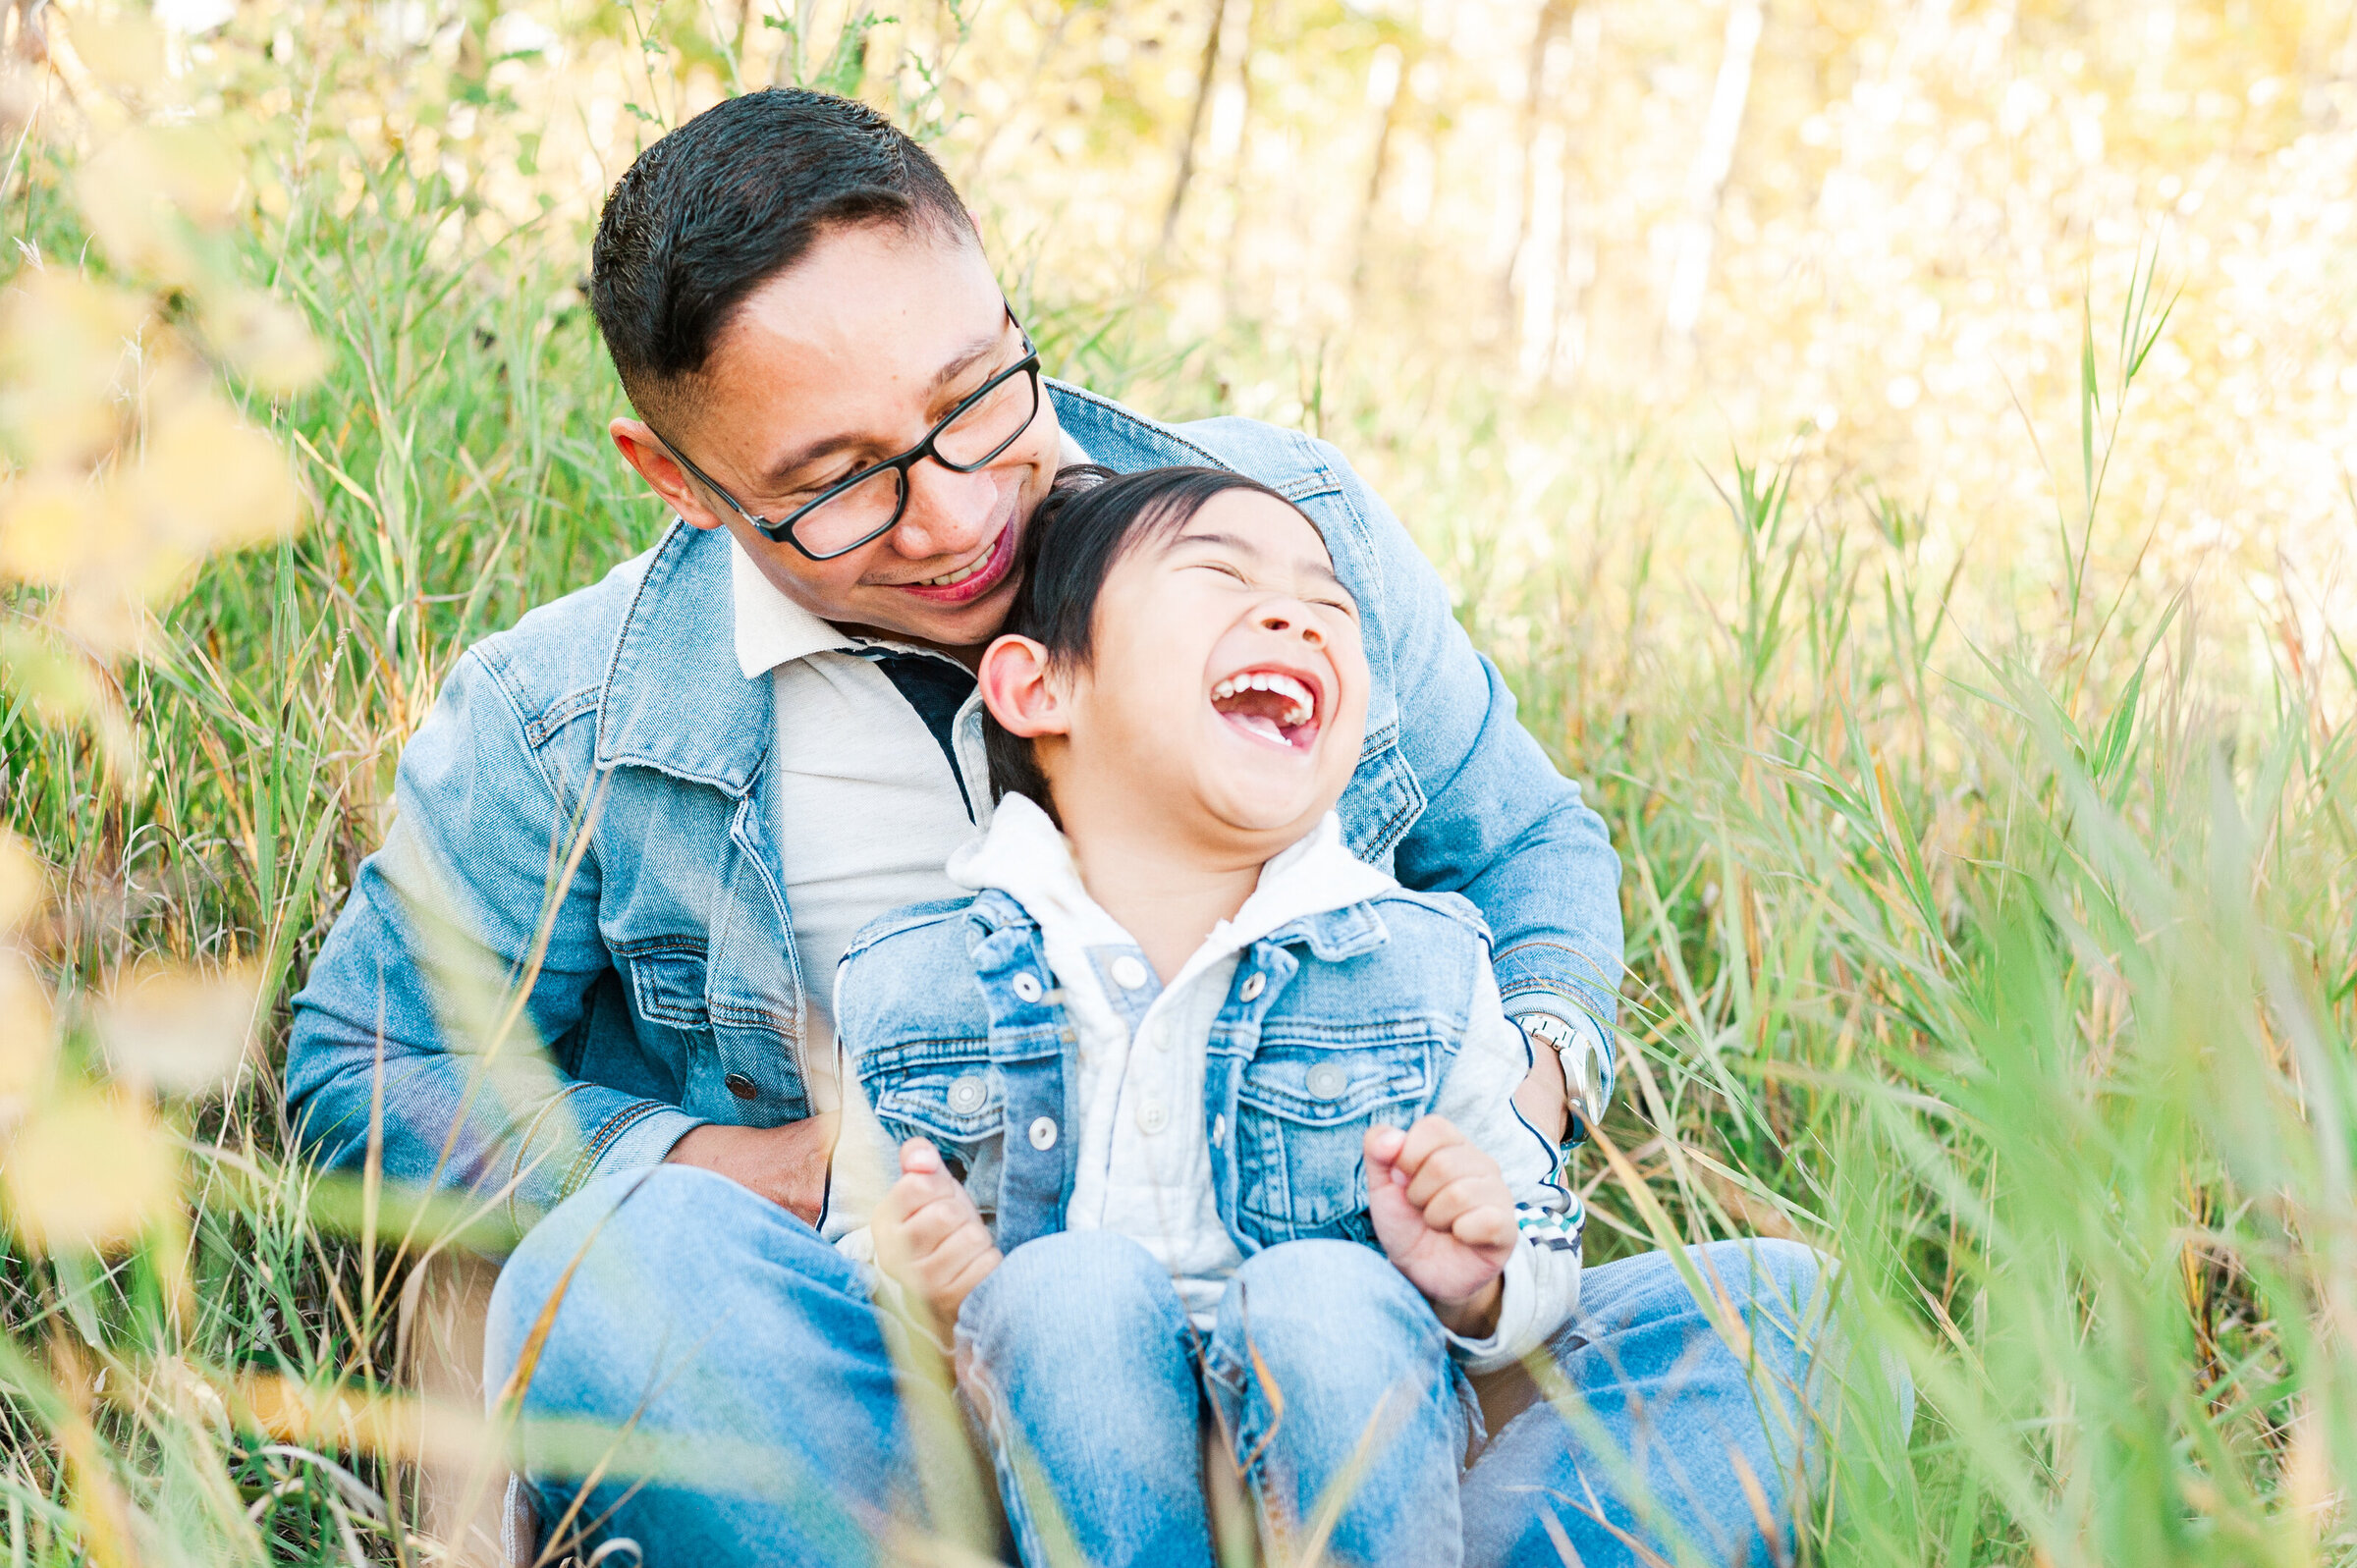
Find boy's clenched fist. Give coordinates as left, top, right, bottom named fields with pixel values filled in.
left=872, top=1138, right=1002, bottom=1330
left=1364, top=1115, right=1516, bottom=1338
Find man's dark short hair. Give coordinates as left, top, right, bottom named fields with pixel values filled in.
left=591, top=89, right=971, bottom=420
left=983, top=464, right=1311, bottom=823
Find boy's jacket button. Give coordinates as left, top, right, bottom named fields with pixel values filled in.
left=1306, top=1064, right=1348, bottom=1100
left=1028, top=1116, right=1059, bottom=1151
left=724, top=1072, right=758, bottom=1101
left=1238, top=973, right=1266, bottom=1001
left=1112, top=955, right=1151, bottom=990
left=1013, top=973, right=1044, bottom=1002
left=949, top=1074, right=987, bottom=1113
left=1212, top=1114, right=1227, bottom=1148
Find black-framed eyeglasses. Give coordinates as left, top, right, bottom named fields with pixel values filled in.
left=652, top=309, right=1044, bottom=564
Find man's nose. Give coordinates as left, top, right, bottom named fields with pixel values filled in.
left=888, top=460, right=1000, bottom=559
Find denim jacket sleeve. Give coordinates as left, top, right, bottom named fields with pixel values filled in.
left=1428, top=962, right=1582, bottom=1373
left=284, top=646, right=703, bottom=1222
left=1308, top=438, right=1625, bottom=1033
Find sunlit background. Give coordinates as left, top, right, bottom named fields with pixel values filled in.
left=100, top=0, right=2353, bottom=683
left=3, top=0, right=2356, bottom=1560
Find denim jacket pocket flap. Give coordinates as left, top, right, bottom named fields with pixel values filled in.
left=859, top=1041, right=1003, bottom=1145
left=872, top=1076, right=1005, bottom=1144
left=625, top=946, right=710, bottom=1031
left=1237, top=1045, right=1431, bottom=1126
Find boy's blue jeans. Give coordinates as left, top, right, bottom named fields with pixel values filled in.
left=958, top=1230, right=1466, bottom=1566
left=486, top=1166, right=1889, bottom=1567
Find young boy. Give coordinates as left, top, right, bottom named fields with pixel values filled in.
left=831, top=465, right=1583, bottom=1567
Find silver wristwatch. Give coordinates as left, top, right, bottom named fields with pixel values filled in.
left=1520, top=1011, right=1611, bottom=1145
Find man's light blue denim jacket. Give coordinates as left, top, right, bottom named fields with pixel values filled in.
left=284, top=383, right=1624, bottom=1220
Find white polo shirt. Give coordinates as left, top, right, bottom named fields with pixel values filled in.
left=729, top=535, right=993, bottom=1063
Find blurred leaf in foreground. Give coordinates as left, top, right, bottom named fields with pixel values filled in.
left=97, top=959, right=259, bottom=1097
left=71, top=123, right=242, bottom=289
left=0, top=829, right=45, bottom=932
left=1, top=1089, right=178, bottom=1253
left=0, top=269, right=144, bottom=467
left=0, top=949, right=58, bottom=1117
left=128, top=378, right=305, bottom=552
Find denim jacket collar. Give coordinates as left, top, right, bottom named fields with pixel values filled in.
left=594, top=520, right=772, bottom=797
left=593, top=384, right=1147, bottom=800
left=950, top=792, right=1398, bottom=990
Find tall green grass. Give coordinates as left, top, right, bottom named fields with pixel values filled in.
left=3, top=81, right=2354, bottom=1568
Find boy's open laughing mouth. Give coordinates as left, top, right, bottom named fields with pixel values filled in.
left=1210, top=666, right=1324, bottom=751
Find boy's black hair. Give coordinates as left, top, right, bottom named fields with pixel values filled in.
left=591, top=89, right=971, bottom=421
left=984, top=464, right=1310, bottom=823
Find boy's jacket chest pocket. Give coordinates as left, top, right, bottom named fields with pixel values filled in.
left=860, top=1042, right=1003, bottom=1146
left=1233, top=1036, right=1444, bottom=1245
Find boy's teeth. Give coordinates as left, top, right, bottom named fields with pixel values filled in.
left=1210, top=670, right=1315, bottom=723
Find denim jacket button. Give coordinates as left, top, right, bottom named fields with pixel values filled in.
left=1238, top=973, right=1266, bottom=1001
left=1027, top=1115, right=1059, bottom=1151
left=949, top=1074, right=987, bottom=1113
left=1013, top=973, right=1044, bottom=1002
left=1306, top=1063, right=1347, bottom=1100
left=724, top=1071, right=758, bottom=1101
left=1211, top=1113, right=1227, bottom=1148
left=1112, top=955, right=1150, bottom=990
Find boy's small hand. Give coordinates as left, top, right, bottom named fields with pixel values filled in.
left=873, top=1138, right=1002, bottom=1330
left=1365, top=1116, right=1515, bottom=1338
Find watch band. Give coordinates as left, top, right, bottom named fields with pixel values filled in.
left=1519, top=1011, right=1611, bottom=1145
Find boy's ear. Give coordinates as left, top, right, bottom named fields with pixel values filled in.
left=978, top=634, right=1069, bottom=737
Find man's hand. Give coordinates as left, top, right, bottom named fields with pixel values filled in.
left=665, top=1115, right=838, bottom=1224
left=873, top=1138, right=1002, bottom=1331
left=1365, top=1116, right=1516, bottom=1338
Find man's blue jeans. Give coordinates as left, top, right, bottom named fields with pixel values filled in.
left=486, top=1166, right=1884, bottom=1566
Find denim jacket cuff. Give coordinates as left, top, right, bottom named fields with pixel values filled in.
left=585, top=1103, right=707, bottom=1188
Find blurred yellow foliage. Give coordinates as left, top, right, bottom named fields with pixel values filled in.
left=96, top=959, right=259, bottom=1097
left=1, top=1089, right=178, bottom=1254
left=0, top=832, right=43, bottom=933
left=59, top=11, right=166, bottom=95
left=0, top=950, right=58, bottom=1114
left=73, top=125, right=241, bottom=286
left=0, top=270, right=143, bottom=468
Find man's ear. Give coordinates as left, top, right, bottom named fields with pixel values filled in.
left=611, top=417, right=731, bottom=533
left=977, top=635, right=1069, bottom=738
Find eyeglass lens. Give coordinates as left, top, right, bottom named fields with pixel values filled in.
left=792, top=367, right=1041, bottom=557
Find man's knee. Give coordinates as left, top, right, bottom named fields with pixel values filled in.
left=486, top=1163, right=852, bottom=1397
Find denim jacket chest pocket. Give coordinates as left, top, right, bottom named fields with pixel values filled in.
left=856, top=1036, right=1004, bottom=1172
left=1232, top=1021, right=1447, bottom=1246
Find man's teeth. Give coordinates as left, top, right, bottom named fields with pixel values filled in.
left=919, top=550, right=993, bottom=588
left=1209, top=671, right=1314, bottom=727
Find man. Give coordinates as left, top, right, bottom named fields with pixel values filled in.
left=288, top=88, right=1843, bottom=1567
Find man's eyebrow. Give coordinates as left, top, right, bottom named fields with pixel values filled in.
left=1173, top=528, right=1348, bottom=594
left=753, top=326, right=1014, bottom=491
left=927, top=327, right=1011, bottom=393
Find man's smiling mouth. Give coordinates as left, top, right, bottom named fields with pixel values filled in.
left=893, top=519, right=1016, bottom=605
left=1210, top=668, right=1323, bottom=750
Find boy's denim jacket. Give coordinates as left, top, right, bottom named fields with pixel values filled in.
left=283, top=383, right=1623, bottom=1222
left=832, top=801, right=1586, bottom=1371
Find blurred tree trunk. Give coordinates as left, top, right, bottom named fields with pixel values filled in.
left=1217, top=0, right=1263, bottom=306
left=1348, top=40, right=1404, bottom=304
left=1500, top=0, right=1573, bottom=331
left=1663, top=0, right=1764, bottom=360
left=1161, top=0, right=1233, bottom=256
